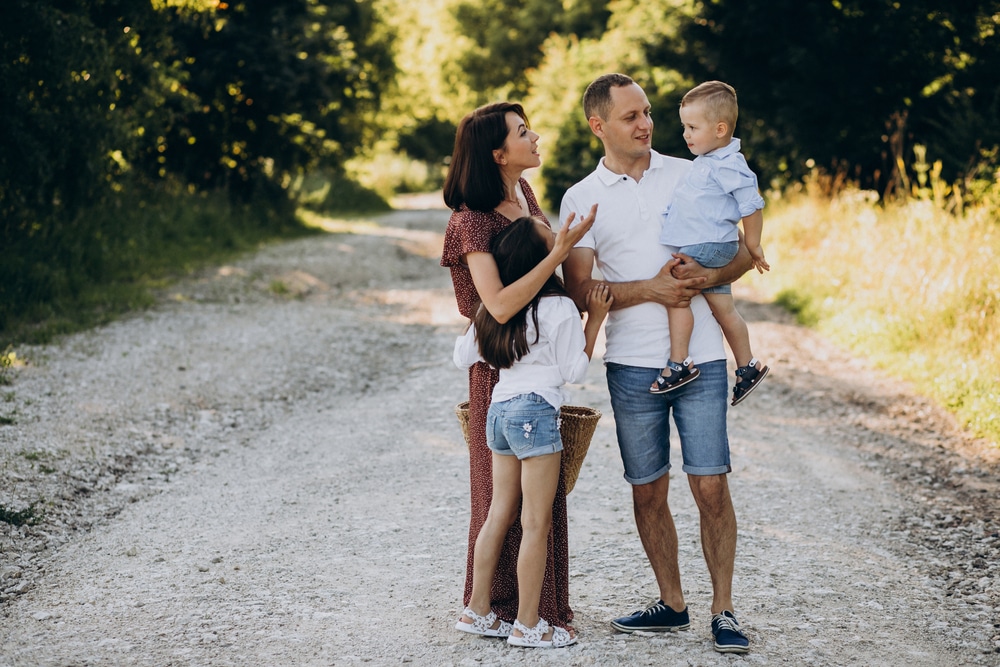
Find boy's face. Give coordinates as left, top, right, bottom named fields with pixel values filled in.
left=680, top=101, right=729, bottom=156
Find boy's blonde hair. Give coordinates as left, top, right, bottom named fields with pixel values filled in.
left=681, top=81, right=738, bottom=136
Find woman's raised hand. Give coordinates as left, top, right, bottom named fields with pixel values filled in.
left=552, top=204, right=598, bottom=261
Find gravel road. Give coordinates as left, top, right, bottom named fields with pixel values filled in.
left=1, top=203, right=999, bottom=666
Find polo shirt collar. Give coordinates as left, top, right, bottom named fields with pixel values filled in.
left=596, top=150, right=666, bottom=185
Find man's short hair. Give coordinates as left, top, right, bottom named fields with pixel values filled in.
left=583, top=73, right=636, bottom=121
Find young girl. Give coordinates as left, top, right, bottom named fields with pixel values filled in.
left=453, top=216, right=612, bottom=649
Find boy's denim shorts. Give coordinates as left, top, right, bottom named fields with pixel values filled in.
left=678, top=241, right=739, bottom=294
left=486, top=393, right=563, bottom=460
left=606, top=360, right=731, bottom=483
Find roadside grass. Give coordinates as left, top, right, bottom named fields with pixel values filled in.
left=0, top=502, right=41, bottom=527
left=0, top=175, right=388, bottom=349
left=752, top=183, right=999, bottom=447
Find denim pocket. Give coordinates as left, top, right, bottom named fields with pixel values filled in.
left=504, top=415, right=540, bottom=456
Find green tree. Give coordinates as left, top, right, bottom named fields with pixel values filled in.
left=0, top=1, right=162, bottom=224
left=448, top=0, right=611, bottom=100
left=153, top=0, right=396, bottom=198
left=0, top=0, right=396, bottom=333
left=0, top=0, right=170, bottom=317
left=651, top=0, right=1000, bottom=194
left=527, top=0, right=694, bottom=209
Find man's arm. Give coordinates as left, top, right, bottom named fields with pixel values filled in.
left=671, top=231, right=753, bottom=288
left=563, top=246, right=707, bottom=311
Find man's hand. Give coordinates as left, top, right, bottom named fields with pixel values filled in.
left=670, top=252, right=704, bottom=281
left=650, top=258, right=706, bottom=308
left=671, top=235, right=754, bottom=289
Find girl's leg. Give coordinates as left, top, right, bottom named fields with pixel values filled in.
left=464, top=452, right=522, bottom=621
left=512, top=451, right=565, bottom=638
left=704, top=293, right=753, bottom=367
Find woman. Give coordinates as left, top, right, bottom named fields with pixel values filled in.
left=440, top=102, right=596, bottom=635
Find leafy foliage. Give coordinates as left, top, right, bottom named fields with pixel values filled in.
left=0, top=502, right=41, bottom=526
left=153, top=0, right=396, bottom=197
left=0, top=0, right=395, bottom=337
left=525, top=0, right=695, bottom=208
left=448, top=0, right=611, bottom=100
left=649, top=0, right=1000, bottom=194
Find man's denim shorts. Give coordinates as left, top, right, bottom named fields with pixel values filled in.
left=606, top=360, right=731, bottom=483
left=486, top=393, right=563, bottom=460
left=679, top=241, right=739, bottom=294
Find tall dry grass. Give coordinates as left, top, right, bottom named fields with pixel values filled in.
left=751, top=176, right=999, bottom=446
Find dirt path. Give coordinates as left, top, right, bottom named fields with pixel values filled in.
left=1, top=205, right=998, bottom=666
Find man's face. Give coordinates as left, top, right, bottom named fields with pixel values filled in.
left=594, top=83, right=653, bottom=161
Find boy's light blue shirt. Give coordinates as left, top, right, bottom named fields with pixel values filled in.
left=659, top=138, right=765, bottom=247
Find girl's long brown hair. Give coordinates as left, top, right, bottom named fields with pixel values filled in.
left=474, top=217, right=571, bottom=369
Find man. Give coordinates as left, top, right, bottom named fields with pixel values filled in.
left=560, top=73, right=754, bottom=654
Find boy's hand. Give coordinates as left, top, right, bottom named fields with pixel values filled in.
left=749, top=245, right=770, bottom=273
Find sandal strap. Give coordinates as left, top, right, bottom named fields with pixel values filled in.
left=550, top=625, right=574, bottom=647
left=736, top=361, right=761, bottom=380
left=657, top=366, right=684, bottom=384
left=513, top=618, right=549, bottom=643
left=463, top=607, right=498, bottom=634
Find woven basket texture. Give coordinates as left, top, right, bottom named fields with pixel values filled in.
left=454, top=401, right=601, bottom=494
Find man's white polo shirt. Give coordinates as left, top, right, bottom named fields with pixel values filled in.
left=559, top=150, right=726, bottom=369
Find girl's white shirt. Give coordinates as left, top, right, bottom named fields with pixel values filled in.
left=453, top=295, right=589, bottom=409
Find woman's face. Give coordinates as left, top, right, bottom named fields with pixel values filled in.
left=497, top=112, right=541, bottom=172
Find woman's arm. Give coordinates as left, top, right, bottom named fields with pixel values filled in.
left=468, top=205, right=597, bottom=324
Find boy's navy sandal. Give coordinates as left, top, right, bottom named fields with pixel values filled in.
left=650, top=357, right=700, bottom=394
left=610, top=600, right=690, bottom=633
left=731, top=358, right=769, bottom=406
left=711, top=610, right=749, bottom=653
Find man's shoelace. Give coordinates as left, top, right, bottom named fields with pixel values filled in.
left=642, top=602, right=669, bottom=616
left=713, top=613, right=742, bottom=633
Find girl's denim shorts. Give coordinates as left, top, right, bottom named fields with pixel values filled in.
left=486, top=393, right=563, bottom=460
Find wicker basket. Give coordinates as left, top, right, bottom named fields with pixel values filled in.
left=454, top=401, right=601, bottom=494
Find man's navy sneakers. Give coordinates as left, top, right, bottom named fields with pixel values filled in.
left=711, top=610, right=749, bottom=653
left=610, top=600, right=690, bottom=633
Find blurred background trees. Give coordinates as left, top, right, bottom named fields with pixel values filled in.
left=1, top=0, right=394, bottom=331
left=2, top=0, right=999, bottom=330
left=1, top=0, right=998, bottom=440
